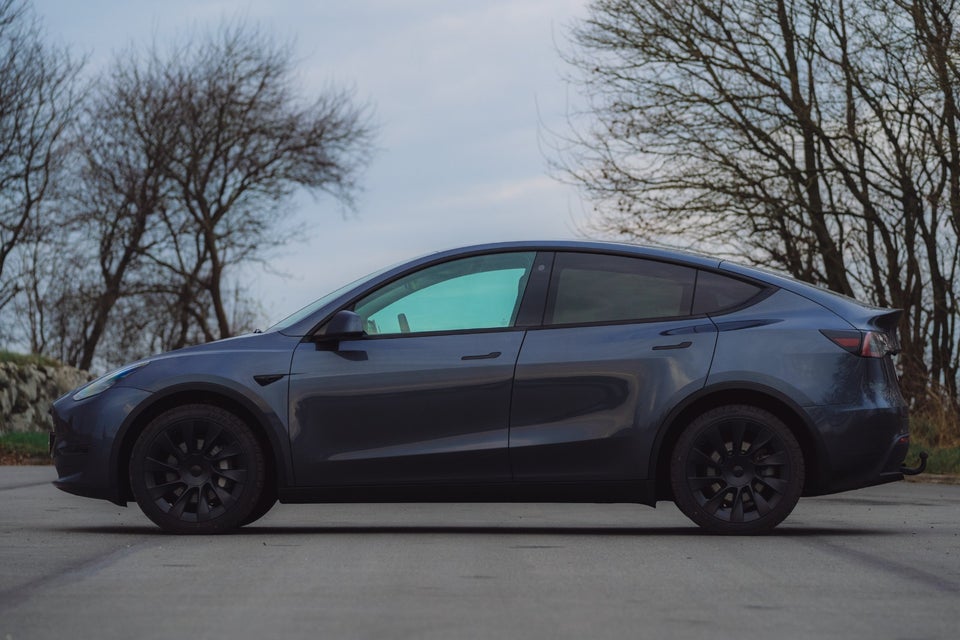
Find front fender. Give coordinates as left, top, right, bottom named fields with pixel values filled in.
left=108, top=374, right=295, bottom=500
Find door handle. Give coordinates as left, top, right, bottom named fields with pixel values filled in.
left=461, top=351, right=502, bottom=361
left=652, top=341, right=692, bottom=351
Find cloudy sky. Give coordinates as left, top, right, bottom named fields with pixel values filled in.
left=33, top=0, right=594, bottom=325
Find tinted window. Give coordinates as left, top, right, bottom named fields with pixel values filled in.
left=546, top=253, right=696, bottom=325
left=353, top=252, right=536, bottom=335
left=692, top=270, right=765, bottom=315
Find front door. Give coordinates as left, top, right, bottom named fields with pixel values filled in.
left=289, top=251, right=538, bottom=486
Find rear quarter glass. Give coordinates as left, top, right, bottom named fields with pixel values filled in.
left=693, top=270, right=766, bottom=315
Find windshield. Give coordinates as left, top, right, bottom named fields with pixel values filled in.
left=267, top=268, right=389, bottom=332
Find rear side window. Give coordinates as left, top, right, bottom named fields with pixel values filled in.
left=546, top=252, right=696, bottom=325
left=692, top=270, right=765, bottom=315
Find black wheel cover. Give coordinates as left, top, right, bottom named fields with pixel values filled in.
left=130, top=405, right=264, bottom=533
left=671, top=405, right=804, bottom=534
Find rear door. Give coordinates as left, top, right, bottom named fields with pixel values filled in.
left=509, top=252, right=718, bottom=481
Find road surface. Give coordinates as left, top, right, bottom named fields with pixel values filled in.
left=1, top=466, right=957, bottom=639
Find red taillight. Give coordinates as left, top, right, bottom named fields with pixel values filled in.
left=832, top=335, right=861, bottom=351
left=820, top=329, right=898, bottom=358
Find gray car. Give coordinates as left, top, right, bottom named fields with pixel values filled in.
left=50, top=241, right=922, bottom=534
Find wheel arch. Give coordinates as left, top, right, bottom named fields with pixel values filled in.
left=649, top=383, right=827, bottom=501
left=110, top=383, right=291, bottom=503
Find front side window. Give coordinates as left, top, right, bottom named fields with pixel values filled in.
left=353, top=252, right=536, bottom=336
left=546, top=252, right=696, bottom=325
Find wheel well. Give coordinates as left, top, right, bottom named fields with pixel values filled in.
left=653, top=389, right=821, bottom=501
left=116, top=391, right=278, bottom=502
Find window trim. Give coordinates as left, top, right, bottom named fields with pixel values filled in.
left=306, top=248, right=776, bottom=340
left=693, top=268, right=776, bottom=317
left=542, top=251, right=699, bottom=327
left=311, top=250, right=548, bottom=340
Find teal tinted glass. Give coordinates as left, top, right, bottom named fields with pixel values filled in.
left=354, top=252, right=536, bottom=335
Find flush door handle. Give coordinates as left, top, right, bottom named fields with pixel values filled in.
left=461, top=351, right=502, bottom=361
left=652, top=341, right=692, bottom=351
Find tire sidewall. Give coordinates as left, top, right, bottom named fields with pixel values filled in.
left=130, top=404, right=265, bottom=534
left=670, top=405, right=804, bottom=535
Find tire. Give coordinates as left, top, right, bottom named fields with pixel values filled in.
left=130, top=404, right=266, bottom=534
left=239, top=484, right=277, bottom=527
left=670, top=405, right=804, bottom=535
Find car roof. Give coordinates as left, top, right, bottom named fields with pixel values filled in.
left=717, top=259, right=892, bottom=325
left=469, top=241, right=895, bottom=324
left=276, top=239, right=891, bottom=336
left=276, top=240, right=725, bottom=336
left=422, top=240, right=724, bottom=269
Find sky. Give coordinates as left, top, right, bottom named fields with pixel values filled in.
left=32, top=0, right=593, bottom=326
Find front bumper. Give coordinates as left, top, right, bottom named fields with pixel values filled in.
left=50, top=386, right=151, bottom=505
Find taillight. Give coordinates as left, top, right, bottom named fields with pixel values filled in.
left=820, top=329, right=899, bottom=358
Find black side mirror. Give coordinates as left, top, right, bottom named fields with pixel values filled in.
left=323, top=309, right=365, bottom=338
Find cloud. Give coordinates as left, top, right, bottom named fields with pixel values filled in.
left=33, top=0, right=593, bottom=327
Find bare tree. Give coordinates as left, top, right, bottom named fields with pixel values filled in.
left=62, top=55, right=175, bottom=369
left=29, top=21, right=374, bottom=369
left=157, top=24, right=375, bottom=342
left=557, top=0, right=960, bottom=412
left=0, top=0, right=81, bottom=317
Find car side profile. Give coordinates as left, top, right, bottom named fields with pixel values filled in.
left=50, top=241, right=921, bottom=534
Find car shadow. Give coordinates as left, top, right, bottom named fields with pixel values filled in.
left=49, top=524, right=897, bottom=537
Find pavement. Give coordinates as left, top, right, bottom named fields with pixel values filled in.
left=1, top=466, right=958, bottom=639
left=906, top=472, right=960, bottom=484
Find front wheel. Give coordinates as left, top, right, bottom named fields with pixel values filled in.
left=670, top=405, right=804, bottom=535
left=130, top=404, right=266, bottom=534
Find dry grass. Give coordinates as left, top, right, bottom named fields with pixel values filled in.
left=910, top=386, right=960, bottom=449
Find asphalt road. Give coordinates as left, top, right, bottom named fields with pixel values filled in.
left=1, top=466, right=957, bottom=640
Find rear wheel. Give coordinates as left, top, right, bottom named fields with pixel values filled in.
left=130, top=404, right=265, bottom=534
left=670, top=405, right=804, bottom=534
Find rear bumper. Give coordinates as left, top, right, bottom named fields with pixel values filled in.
left=804, top=403, right=910, bottom=496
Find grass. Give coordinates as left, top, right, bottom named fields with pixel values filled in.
left=0, top=350, right=62, bottom=368
left=908, top=443, right=960, bottom=475
left=0, top=431, right=50, bottom=464
left=908, top=407, right=960, bottom=475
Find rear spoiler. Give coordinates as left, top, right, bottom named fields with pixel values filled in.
left=865, top=309, right=902, bottom=332
left=861, top=309, right=903, bottom=356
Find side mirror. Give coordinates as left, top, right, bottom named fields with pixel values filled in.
left=322, top=309, right=365, bottom=338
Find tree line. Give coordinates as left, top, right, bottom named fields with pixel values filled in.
left=559, top=0, right=960, bottom=429
left=0, top=0, right=373, bottom=371
left=6, top=0, right=958, bottom=434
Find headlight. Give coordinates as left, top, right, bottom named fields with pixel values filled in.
left=72, top=361, right=151, bottom=401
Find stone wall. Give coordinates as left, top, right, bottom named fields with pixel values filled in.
left=0, top=362, right=95, bottom=434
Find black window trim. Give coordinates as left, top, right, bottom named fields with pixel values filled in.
left=305, top=247, right=777, bottom=340
left=695, top=268, right=777, bottom=317
left=531, top=253, right=776, bottom=331
left=542, top=251, right=699, bottom=328
left=309, top=249, right=553, bottom=340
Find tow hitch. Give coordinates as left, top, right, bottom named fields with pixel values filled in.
left=900, top=451, right=928, bottom=476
